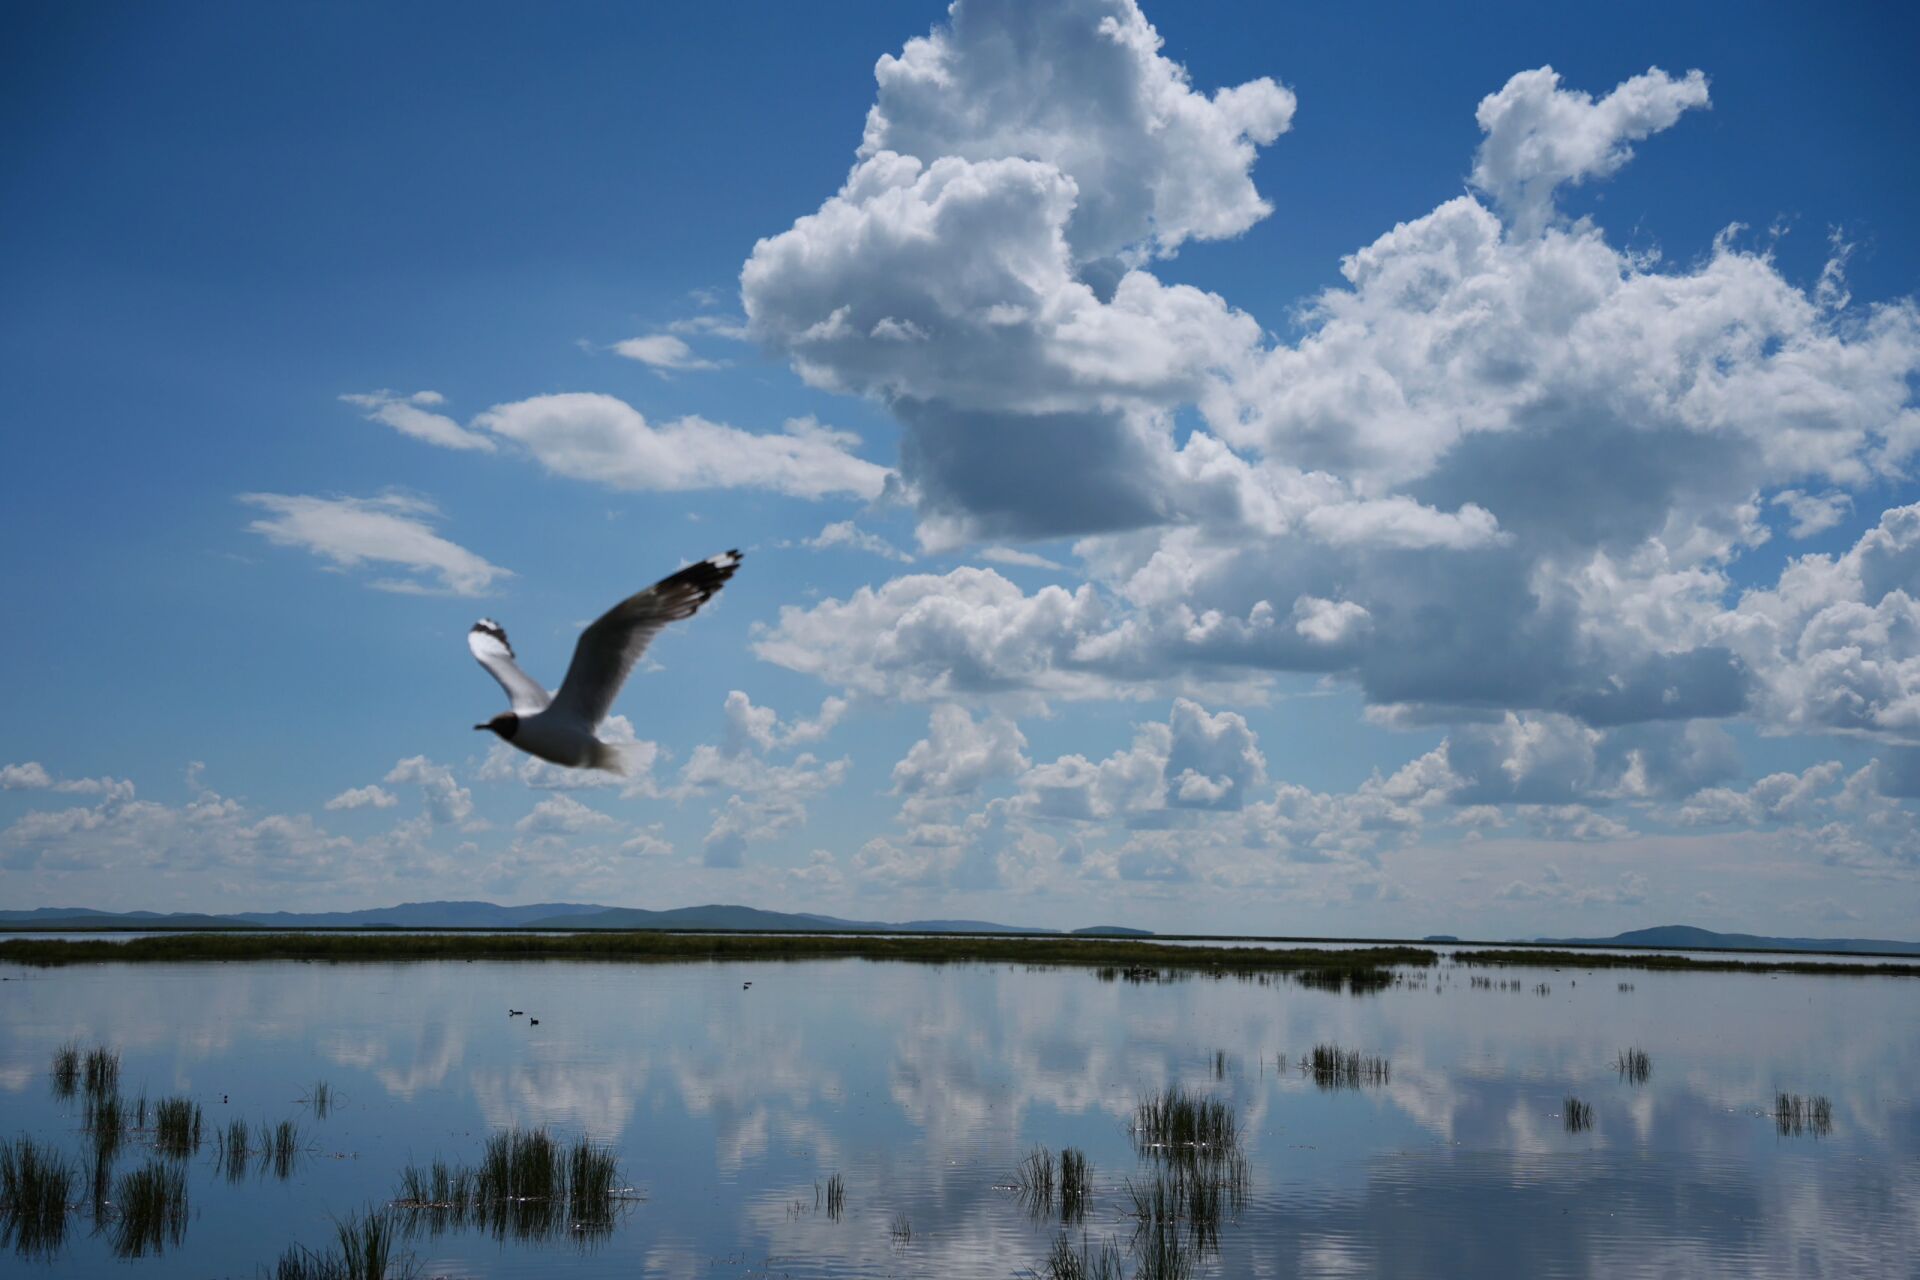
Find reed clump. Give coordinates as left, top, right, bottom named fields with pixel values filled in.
left=1306, top=1043, right=1390, bottom=1090
left=1133, top=1087, right=1239, bottom=1155
left=111, top=1159, right=187, bottom=1258
left=256, top=1119, right=300, bottom=1179
left=1058, top=1147, right=1089, bottom=1223
left=308, top=1081, right=333, bottom=1120
left=218, top=1120, right=250, bottom=1180
left=824, top=1171, right=845, bottom=1221
left=1015, top=1146, right=1056, bottom=1217
left=0, top=1137, right=75, bottom=1258
left=392, top=1127, right=627, bottom=1242
left=1616, top=1047, right=1651, bottom=1085
left=1038, top=1231, right=1125, bottom=1280
left=85, top=1092, right=126, bottom=1159
left=83, top=1046, right=119, bottom=1098
left=1563, top=1097, right=1594, bottom=1133
left=1775, top=1092, right=1834, bottom=1137
left=272, top=1207, right=415, bottom=1280
left=50, top=1043, right=80, bottom=1097
left=151, top=1097, right=202, bottom=1156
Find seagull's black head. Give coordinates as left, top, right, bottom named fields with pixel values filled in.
left=475, top=712, right=519, bottom=740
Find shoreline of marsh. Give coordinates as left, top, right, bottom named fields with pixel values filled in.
left=0, top=929, right=1913, bottom=974
left=0, top=930, right=1438, bottom=971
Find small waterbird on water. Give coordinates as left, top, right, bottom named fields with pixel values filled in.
left=471, top=551, right=743, bottom=770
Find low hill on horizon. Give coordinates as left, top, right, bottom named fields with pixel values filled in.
left=0, top=900, right=1109, bottom=936
left=1537, top=924, right=1920, bottom=955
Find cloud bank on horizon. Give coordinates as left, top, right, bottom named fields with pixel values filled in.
left=5, top=0, right=1919, bottom=937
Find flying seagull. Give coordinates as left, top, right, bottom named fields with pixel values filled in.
left=470, top=551, right=742, bottom=771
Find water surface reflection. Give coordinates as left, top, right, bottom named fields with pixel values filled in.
left=0, top=956, right=1913, bottom=1276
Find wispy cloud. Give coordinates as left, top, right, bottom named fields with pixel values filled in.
left=239, top=491, right=510, bottom=597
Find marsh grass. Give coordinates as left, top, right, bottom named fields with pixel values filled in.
left=85, top=1092, right=126, bottom=1159
left=393, top=1127, right=628, bottom=1243
left=1306, top=1044, right=1390, bottom=1090
left=218, top=1120, right=250, bottom=1181
left=889, top=1209, right=912, bottom=1244
left=1014, top=1146, right=1056, bottom=1218
left=824, top=1171, right=845, bottom=1222
left=1133, top=1087, right=1239, bottom=1156
left=265, top=1120, right=301, bottom=1179
left=272, top=1207, right=416, bottom=1280
left=0, top=1137, right=75, bottom=1258
left=50, top=1043, right=80, bottom=1098
left=1775, top=1093, right=1834, bottom=1137
left=111, top=1159, right=187, bottom=1258
left=0, top=930, right=1439, bottom=978
left=1563, top=1097, right=1594, bottom=1133
left=1058, top=1148, right=1089, bottom=1224
left=83, top=1047, right=119, bottom=1098
left=308, top=1081, right=333, bottom=1120
left=152, top=1097, right=202, bottom=1156
left=1617, top=1047, right=1652, bottom=1085
left=1124, top=1156, right=1244, bottom=1261
left=1296, top=965, right=1396, bottom=996
left=1035, top=1231, right=1124, bottom=1280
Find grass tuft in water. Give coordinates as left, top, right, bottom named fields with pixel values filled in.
left=1775, top=1092, right=1834, bottom=1137
left=1133, top=1087, right=1239, bottom=1155
left=85, top=1092, right=126, bottom=1160
left=264, top=1119, right=301, bottom=1179
left=218, top=1120, right=250, bottom=1180
left=151, top=1097, right=202, bottom=1157
left=1035, top=1230, right=1124, bottom=1280
left=889, top=1209, right=912, bottom=1244
left=0, top=1137, right=76, bottom=1258
left=1616, top=1047, right=1652, bottom=1085
left=83, top=1046, right=119, bottom=1098
left=824, top=1171, right=845, bottom=1222
left=1306, top=1043, right=1390, bottom=1090
left=272, top=1207, right=416, bottom=1279
left=392, top=1126, right=628, bottom=1243
left=1563, top=1097, right=1594, bottom=1133
left=50, top=1043, right=80, bottom=1098
left=308, top=1081, right=333, bottom=1120
left=110, top=1159, right=187, bottom=1257
left=1058, top=1148, right=1089, bottom=1224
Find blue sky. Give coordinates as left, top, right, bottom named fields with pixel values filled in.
left=4, top=0, right=1918, bottom=937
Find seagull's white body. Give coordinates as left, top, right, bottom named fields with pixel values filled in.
left=469, top=551, right=742, bottom=771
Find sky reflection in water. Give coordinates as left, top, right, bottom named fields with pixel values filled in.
left=0, top=957, right=1913, bottom=1277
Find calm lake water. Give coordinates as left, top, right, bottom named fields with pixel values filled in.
left=1, top=955, right=1914, bottom=1278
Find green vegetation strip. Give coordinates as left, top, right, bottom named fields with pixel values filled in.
left=0, top=930, right=1436, bottom=971
left=1453, top=948, right=1920, bottom=976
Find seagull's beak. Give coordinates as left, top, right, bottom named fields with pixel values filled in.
left=473, top=723, right=491, bottom=731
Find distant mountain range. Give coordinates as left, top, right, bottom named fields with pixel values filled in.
left=1535, top=924, right=1920, bottom=956
left=0, top=900, right=1145, bottom=936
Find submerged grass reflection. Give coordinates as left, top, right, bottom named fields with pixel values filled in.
left=0, top=1137, right=75, bottom=1259
left=111, top=1159, right=187, bottom=1258
left=50, top=1043, right=80, bottom=1098
left=1617, top=1047, right=1652, bottom=1085
left=393, top=1128, right=628, bottom=1243
left=1036, top=1230, right=1125, bottom=1280
left=1775, top=1092, right=1834, bottom=1137
left=152, top=1097, right=202, bottom=1157
left=1306, top=1043, right=1390, bottom=1089
left=272, top=1207, right=415, bottom=1280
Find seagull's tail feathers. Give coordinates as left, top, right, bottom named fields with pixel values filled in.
left=590, top=740, right=628, bottom=776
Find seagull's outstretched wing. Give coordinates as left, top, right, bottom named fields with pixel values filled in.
left=550, top=551, right=742, bottom=728
left=469, top=620, right=551, bottom=714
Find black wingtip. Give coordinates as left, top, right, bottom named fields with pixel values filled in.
left=471, top=618, right=514, bottom=656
